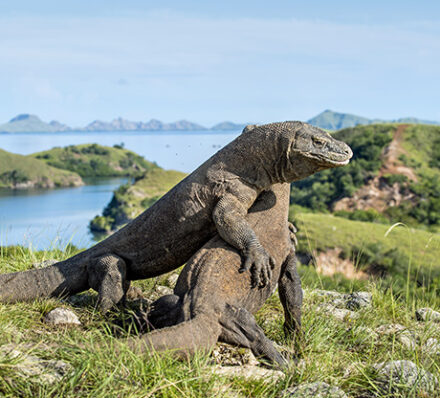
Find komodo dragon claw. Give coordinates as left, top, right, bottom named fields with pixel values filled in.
left=239, top=245, right=275, bottom=288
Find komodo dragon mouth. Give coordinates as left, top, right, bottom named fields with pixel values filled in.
left=302, top=148, right=353, bottom=167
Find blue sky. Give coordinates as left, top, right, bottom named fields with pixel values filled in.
left=0, top=1, right=439, bottom=126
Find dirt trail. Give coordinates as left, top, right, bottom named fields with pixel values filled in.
left=332, top=124, right=416, bottom=212
left=379, top=124, right=417, bottom=181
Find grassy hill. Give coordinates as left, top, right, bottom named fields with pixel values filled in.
left=32, top=144, right=158, bottom=178
left=0, top=149, right=83, bottom=189
left=308, top=110, right=439, bottom=130
left=292, top=211, right=440, bottom=294
left=89, top=168, right=187, bottom=233
left=291, top=123, right=440, bottom=230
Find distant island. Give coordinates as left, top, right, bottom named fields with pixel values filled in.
left=0, top=114, right=247, bottom=133
left=0, top=110, right=438, bottom=133
left=307, top=109, right=440, bottom=130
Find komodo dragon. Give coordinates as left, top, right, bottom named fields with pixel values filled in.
left=0, top=122, right=352, bottom=311
left=124, top=184, right=302, bottom=367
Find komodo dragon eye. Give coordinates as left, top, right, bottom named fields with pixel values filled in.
left=313, top=137, right=327, bottom=147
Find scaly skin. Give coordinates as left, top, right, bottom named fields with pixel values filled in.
left=126, top=184, right=301, bottom=367
left=0, top=121, right=352, bottom=312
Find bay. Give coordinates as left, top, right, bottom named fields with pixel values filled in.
left=0, top=130, right=241, bottom=249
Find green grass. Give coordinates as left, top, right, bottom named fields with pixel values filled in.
left=291, top=210, right=440, bottom=307
left=0, top=149, right=82, bottom=189
left=32, top=144, right=158, bottom=178
left=1, top=245, right=440, bottom=397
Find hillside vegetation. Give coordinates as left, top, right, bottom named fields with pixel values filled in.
left=0, top=149, right=83, bottom=189
left=32, top=144, right=158, bottom=178
left=89, top=168, right=187, bottom=233
left=308, top=110, right=439, bottom=130
left=291, top=123, right=440, bottom=230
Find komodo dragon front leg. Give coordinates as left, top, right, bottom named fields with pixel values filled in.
left=212, top=190, right=275, bottom=289
left=87, top=254, right=131, bottom=313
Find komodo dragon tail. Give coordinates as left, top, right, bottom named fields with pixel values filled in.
left=0, top=260, right=89, bottom=303
left=126, top=313, right=221, bottom=357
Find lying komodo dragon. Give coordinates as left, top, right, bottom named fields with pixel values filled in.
left=0, top=121, right=352, bottom=311
left=125, top=184, right=301, bottom=367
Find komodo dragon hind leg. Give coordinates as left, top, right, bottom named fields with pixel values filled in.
left=218, top=304, right=288, bottom=368
left=279, top=248, right=303, bottom=344
left=87, top=254, right=130, bottom=313
left=146, top=294, right=182, bottom=329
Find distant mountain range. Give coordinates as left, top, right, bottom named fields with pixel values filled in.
left=0, top=111, right=438, bottom=133
left=0, top=114, right=247, bottom=133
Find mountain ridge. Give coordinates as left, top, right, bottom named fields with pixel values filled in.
left=0, top=111, right=438, bottom=133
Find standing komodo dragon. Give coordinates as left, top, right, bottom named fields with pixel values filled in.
left=125, top=183, right=299, bottom=367
left=0, top=122, right=352, bottom=311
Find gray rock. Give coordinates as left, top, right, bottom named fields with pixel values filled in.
left=344, top=292, right=372, bottom=310
left=212, top=364, right=284, bottom=381
left=166, top=273, right=179, bottom=287
left=32, top=259, right=58, bottom=269
left=373, top=360, right=438, bottom=394
left=211, top=343, right=259, bottom=366
left=155, top=285, right=173, bottom=296
left=314, top=290, right=344, bottom=300
left=125, top=285, right=144, bottom=300
left=375, top=324, right=417, bottom=350
left=282, top=382, right=348, bottom=397
left=317, top=303, right=359, bottom=321
left=44, top=308, right=81, bottom=326
left=416, top=307, right=440, bottom=322
left=0, top=344, right=71, bottom=384
left=423, top=338, right=440, bottom=355
left=313, top=290, right=371, bottom=311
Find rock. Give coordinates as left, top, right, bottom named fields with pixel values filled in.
left=282, top=381, right=348, bottom=397
left=125, top=285, right=144, bottom=300
left=44, top=308, right=81, bottom=326
left=416, top=307, right=440, bottom=322
left=211, top=343, right=259, bottom=366
left=212, top=364, right=284, bottom=382
left=166, top=273, right=179, bottom=287
left=313, top=290, right=344, bottom=300
left=344, top=292, right=372, bottom=310
left=375, top=324, right=416, bottom=350
left=423, top=338, right=440, bottom=355
left=155, top=285, right=173, bottom=296
left=313, top=290, right=371, bottom=311
left=32, top=259, right=58, bottom=269
left=0, top=344, right=71, bottom=384
left=373, top=360, right=438, bottom=394
left=317, top=303, right=359, bottom=321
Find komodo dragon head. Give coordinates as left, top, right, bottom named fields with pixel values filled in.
left=243, top=121, right=353, bottom=183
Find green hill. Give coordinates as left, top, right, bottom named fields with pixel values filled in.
left=307, top=110, right=439, bottom=130
left=32, top=144, right=158, bottom=178
left=0, top=149, right=83, bottom=189
left=90, top=168, right=187, bottom=234
left=291, top=123, right=440, bottom=230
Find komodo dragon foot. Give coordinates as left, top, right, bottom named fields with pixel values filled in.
left=87, top=254, right=131, bottom=312
left=218, top=304, right=289, bottom=368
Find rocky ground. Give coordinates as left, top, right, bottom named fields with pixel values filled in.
left=1, top=261, right=440, bottom=397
